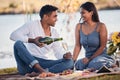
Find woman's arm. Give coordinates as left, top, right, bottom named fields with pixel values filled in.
left=73, top=23, right=82, bottom=62
left=89, top=23, right=108, bottom=61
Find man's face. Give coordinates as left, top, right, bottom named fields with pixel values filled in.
left=46, top=11, right=57, bottom=26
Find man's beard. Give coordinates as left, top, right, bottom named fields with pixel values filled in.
left=48, top=23, right=55, bottom=27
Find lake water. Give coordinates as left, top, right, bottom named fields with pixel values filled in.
left=0, top=10, right=120, bottom=69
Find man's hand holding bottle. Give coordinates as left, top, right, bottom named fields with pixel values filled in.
left=33, top=36, right=45, bottom=47
left=33, top=36, right=63, bottom=47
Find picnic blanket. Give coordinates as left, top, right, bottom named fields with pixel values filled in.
left=1, top=71, right=120, bottom=80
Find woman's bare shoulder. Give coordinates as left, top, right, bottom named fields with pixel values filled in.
left=98, top=22, right=106, bottom=27
left=76, top=23, right=83, bottom=30
left=97, top=22, right=107, bottom=32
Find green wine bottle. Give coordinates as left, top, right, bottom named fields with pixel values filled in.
left=39, top=37, right=63, bottom=45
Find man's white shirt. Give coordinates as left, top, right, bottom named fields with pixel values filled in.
left=10, top=20, right=65, bottom=60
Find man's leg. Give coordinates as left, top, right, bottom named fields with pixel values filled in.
left=48, top=59, right=74, bottom=73
left=75, top=59, right=87, bottom=70
left=14, top=41, right=41, bottom=75
left=35, top=57, right=74, bottom=73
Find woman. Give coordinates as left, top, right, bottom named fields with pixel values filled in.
left=73, top=2, right=114, bottom=70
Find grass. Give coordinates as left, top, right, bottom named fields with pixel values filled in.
left=80, top=74, right=120, bottom=80
left=0, top=67, right=18, bottom=75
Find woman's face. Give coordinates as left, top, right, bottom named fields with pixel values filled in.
left=80, top=8, right=93, bottom=22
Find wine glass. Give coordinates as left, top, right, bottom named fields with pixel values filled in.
left=62, top=42, right=68, bottom=52
left=62, top=41, right=76, bottom=72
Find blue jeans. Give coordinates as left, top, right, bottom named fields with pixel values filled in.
left=75, top=54, right=114, bottom=70
left=14, top=41, right=74, bottom=75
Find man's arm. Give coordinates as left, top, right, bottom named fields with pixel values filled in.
left=10, top=23, right=30, bottom=42
left=28, top=37, right=44, bottom=47
left=10, top=22, right=46, bottom=74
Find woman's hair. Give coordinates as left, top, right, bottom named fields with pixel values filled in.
left=80, top=2, right=100, bottom=22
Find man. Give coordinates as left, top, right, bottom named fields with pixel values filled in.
left=10, top=5, right=73, bottom=76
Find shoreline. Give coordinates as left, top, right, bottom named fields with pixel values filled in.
left=0, top=0, right=120, bottom=15
left=0, top=7, right=120, bottom=15
left=99, top=7, right=120, bottom=11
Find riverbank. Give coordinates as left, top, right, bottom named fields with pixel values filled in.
left=0, top=7, right=120, bottom=15
left=0, top=0, right=120, bottom=15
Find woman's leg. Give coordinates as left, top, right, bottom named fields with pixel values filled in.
left=87, top=55, right=114, bottom=70
left=75, top=59, right=87, bottom=70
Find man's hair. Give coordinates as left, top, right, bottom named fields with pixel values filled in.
left=39, top=5, right=58, bottom=19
